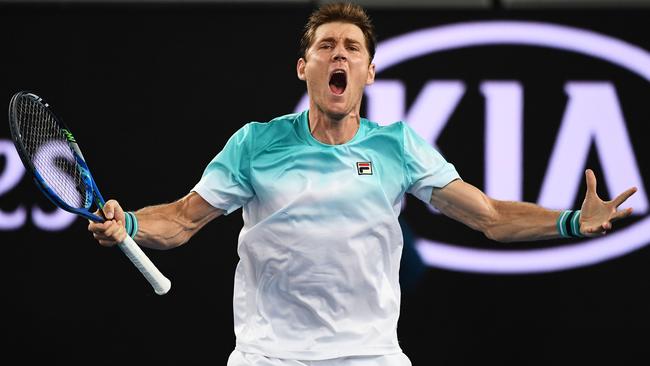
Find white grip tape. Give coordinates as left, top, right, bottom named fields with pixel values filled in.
left=117, top=234, right=171, bottom=295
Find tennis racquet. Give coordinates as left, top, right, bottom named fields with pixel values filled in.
left=8, top=91, right=171, bottom=295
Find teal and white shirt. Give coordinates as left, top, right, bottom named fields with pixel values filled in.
left=192, top=110, right=460, bottom=360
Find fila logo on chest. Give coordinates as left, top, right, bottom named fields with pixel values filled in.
left=356, top=162, right=373, bottom=175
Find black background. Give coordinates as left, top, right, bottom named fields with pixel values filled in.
left=2, top=3, right=650, bottom=365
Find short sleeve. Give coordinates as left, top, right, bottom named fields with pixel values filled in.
left=192, top=124, right=255, bottom=215
left=403, top=123, right=461, bottom=203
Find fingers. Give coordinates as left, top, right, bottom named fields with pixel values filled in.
left=583, top=229, right=605, bottom=237
left=88, top=219, right=126, bottom=246
left=585, top=169, right=598, bottom=198
left=88, top=200, right=127, bottom=247
left=583, top=221, right=611, bottom=236
left=103, top=199, right=126, bottom=223
left=584, top=207, right=633, bottom=236
left=612, top=187, right=638, bottom=208
left=611, top=207, right=634, bottom=222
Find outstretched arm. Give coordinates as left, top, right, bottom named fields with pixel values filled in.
left=430, top=169, right=637, bottom=243
left=88, top=191, right=223, bottom=250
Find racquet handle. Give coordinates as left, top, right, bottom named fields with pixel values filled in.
left=117, top=235, right=171, bottom=295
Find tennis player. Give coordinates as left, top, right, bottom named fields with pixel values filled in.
left=88, top=3, right=637, bottom=365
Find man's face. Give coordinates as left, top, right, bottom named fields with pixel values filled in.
left=297, top=21, right=375, bottom=120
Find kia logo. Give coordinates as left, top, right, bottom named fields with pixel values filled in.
left=296, top=21, right=650, bottom=274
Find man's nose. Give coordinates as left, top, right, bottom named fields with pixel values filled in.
left=332, top=45, right=347, bottom=61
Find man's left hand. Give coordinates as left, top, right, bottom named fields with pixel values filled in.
left=580, top=169, right=637, bottom=237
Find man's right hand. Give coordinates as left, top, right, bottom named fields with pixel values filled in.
left=88, top=199, right=128, bottom=247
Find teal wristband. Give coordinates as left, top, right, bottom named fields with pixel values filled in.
left=131, top=212, right=138, bottom=238
left=124, top=212, right=132, bottom=236
left=124, top=211, right=138, bottom=238
left=557, top=210, right=583, bottom=238
left=569, top=210, right=583, bottom=238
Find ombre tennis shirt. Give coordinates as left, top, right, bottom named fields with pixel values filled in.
left=192, top=110, right=460, bottom=360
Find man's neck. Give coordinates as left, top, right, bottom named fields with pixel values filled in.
left=308, top=109, right=360, bottom=145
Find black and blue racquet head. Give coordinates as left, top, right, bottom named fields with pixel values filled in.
left=8, top=91, right=105, bottom=222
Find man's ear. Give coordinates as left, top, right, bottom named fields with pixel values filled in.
left=366, top=62, right=376, bottom=85
left=297, top=58, right=306, bottom=81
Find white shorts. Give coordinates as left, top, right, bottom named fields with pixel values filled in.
left=227, top=350, right=412, bottom=366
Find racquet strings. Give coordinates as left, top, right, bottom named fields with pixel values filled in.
left=14, top=95, right=88, bottom=209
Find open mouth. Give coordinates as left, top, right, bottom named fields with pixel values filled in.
left=329, top=70, right=347, bottom=95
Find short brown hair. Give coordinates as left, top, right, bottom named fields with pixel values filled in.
left=299, top=2, right=377, bottom=62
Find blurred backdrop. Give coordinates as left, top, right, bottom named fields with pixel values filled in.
left=2, top=0, right=650, bottom=365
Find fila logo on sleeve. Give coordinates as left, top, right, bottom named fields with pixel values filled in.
left=356, top=162, right=373, bottom=175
